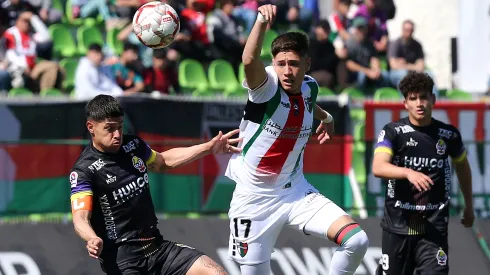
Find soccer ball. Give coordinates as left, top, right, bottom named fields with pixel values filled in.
left=132, top=1, right=180, bottom=49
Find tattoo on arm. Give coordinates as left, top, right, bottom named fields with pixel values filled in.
left=147, top=161, right=166, bottom=173
left=198, top=255, right=228, bottom=275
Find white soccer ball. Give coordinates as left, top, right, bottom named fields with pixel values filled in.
left=132, top=1, right=180, bottom=49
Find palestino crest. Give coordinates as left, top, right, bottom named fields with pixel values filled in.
left=436, top=248, right=447, bottom=266
left=436, top=139, right=447, bottom=155
left=132, top=156, right=146, bottom=173
left=238, top=242, right=248, bottom=257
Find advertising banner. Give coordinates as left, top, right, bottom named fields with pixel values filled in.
left=1, top=218, right=489, bottom=275
left=363, top=102, right=490, bottom=217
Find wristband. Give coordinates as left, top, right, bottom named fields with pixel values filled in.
left=257, top=12, right=268, bottom=23
left=322, top=113, right=333, bottom=124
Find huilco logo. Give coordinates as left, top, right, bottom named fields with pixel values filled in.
left=112, top=173, right=149, bottom=202
left=404, top=156, right=444, bottom=170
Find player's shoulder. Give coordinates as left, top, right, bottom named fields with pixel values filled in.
left=382, top=117, right=411, bottom=131
left=71, top=146, right=97, bottom=173
left=431, top=119, right=461, bottom=139
left=120, top=134, right=147, bottom=154
left=303, top=74, right=318, bottom=85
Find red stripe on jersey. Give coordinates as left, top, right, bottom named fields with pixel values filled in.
left=257, top=95, right=305, bottom=175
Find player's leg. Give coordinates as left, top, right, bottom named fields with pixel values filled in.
left=186, top=255, right=228, bottom=275
left=413, top=230, right=449, bottom=275
left=376, top=230, right=414, bottom=275
left=287, top=188, right=368, bottom=275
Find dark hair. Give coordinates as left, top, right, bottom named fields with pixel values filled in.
left=271, top=32, right=309, bottom=57
left=398, top=71, right=434, bottom=98
left=403, top=19, right=415, bottom=28
left=85, top=95, right=124, bottom=122
left=339, top=0, right=352, bottom=5
left=123, top=42, right=139, bottom=53
left=153, top=49, right=167, bottom=59
left=88, top=43, right=103, bottom=52
left=219, top=0, right=235, bottom=6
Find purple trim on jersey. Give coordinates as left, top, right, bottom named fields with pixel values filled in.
left=142, top=143, right=153, bottom=162
left=71, top=182, right=92, bottom=195
left=376, top=139, right=392, bottom=149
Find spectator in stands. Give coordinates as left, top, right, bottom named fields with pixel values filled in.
left=287, top=0, right=318, bottom=32
left=388, top=20, right=438, bottom=96
left=353, top=0, right=388, bottom=53
left=207, top=0, right=245, bottom=69
left=143, top=49, right=180, bottom=95
left=74, top=43, right=123, bottom=100
left=71, top=0, right=113, bottom=21
left=4, top=11, right=64, bottom=93
left=112, top=43, right=145, bottom=94
left=26, top=0, right=62, bottom=24
left=328, top=0, right=351, bottom=58
left=345, top=16, right=388, bottom=91
left=309, top=19, right=348, bottom=90
left=232, top=0, right=257, bottom=34
left=0, top=14, right=10, bottom=94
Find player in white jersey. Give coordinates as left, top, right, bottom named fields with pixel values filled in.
left=224, top=4, right=369, bottom=275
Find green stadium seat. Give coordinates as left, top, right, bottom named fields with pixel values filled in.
left=178, top=59, right=209, bottom=94
left=59, top=58, right=79, bottom=90
left=378, top=55, right=389, bottom=71
left=107, top=28, right=124, bottom=55
left=208, top=59, right=240, bottom=93
left=260, top=30, right=278, bottom=59
left=238, top=62, right=245, bottom=84
left=8, top=88, right=34, bottom=97
left=353, top=122, right=366, bottom=153
left=40, top=88, right=64, bottom=97
left=77, top=26, right=104, bottom=54
left=48, top=24, right=78, bottom=58
left=341, top=87, right=365, bottom=100
left=191, top=89, right=214, bottom=97
left=374, top=87, right=402, bottom=101
left=446, top=89, right=472, bottom=101
left=318, top=87, right=335, bottom=96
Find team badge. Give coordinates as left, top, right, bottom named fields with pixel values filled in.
left=238, top=242, right=248, bottom=257
left=378, top=130, right=386, bottom=143
left=132, top=156, right=146, bottom=173
left=436, top=139, right=447, bottom=155
left=69, top=172, right=78, bottom=188
left=436, top=248, right=447, bottom=266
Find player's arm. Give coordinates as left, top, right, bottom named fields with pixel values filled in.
left=449, top=130, right=473, bottom=213
left=313, top=104, right=333, bottom=122
left=73, top=209, right=98, bottom=241
left=242, top=4, right=276, bottom=90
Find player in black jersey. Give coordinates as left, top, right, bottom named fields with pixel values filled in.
left=69, top=95, right=241, bottom=275
left=371, top=72, right=474, bottom=275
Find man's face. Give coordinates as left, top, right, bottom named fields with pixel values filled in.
left=404, top=91, right=435, bottom=122
left=87, top=117, right=124, bottom=152
left=314, top=26, right=328, bottom=41
left=153, top=57, right=166, bottom=69
left=338, top=3, right=350, bottom=16
left=272, top=51, right=310, bottom=93
left=17, top=14, right=31, bottom=33
left=122, top=50, right=138, bottom=64
left=402, top=22, right=414, bottom=41
left=354, top=26, right=367, bottom=41
left=87, top=50, right=104, bottom=66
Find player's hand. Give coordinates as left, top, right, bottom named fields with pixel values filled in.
left=406, top=170, right=434, bottom=192
left=257, top=4, right=277, bottom=26
left=316, top=120, right=334, bottom=144
left=208, top=129, right=242, bottom=154
left=461, top=206, right=475, bottom=228
left=86, top=237, right=103, bottom=259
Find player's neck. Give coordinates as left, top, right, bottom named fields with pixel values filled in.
left=92, top=141, right=118, bottom=154
left=408, top=115, right=432, bottom=127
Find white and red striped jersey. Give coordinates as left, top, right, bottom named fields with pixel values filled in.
left=4, top=26, right=37, bottom=69
left=225, top=66, right=319, bottom=196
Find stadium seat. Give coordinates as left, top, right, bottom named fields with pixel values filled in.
left=8, top=88, right=34, bottom=97
left=178, top=59, right=209, bottom=94
left=77, top=26, right=104, bottom=54
left=260, top=30, right=278, bottom=59
left=446, top=89, right=472, bottom=101
left=59, top=58, right=79, bottom=90
left=318, top=87, right=335, bottom=96
left=374, top=87, right=402, bottom=101
left=48, top=24, right=78, bottom=58
left=341, top=87, right=365, bottom=100
left=352, top=150, right=366, bottom=185
left=353, top=122, right=366, bottom=153
left=107, top=28, right=124, bottom=55
left=238, top=63, right=245, bottom=84
left=208, top=59, right=240, bottom=93
left=40, top=88, right=64, bottom=97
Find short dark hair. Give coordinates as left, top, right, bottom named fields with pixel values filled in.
left=123, top=42, right=139, bottom=53
left=88, top=43, right=103, bottom=52
left=85, top=95, right=124, bottom=122
left=398, top=71, right=434, bottom=98
left=271, top=32, right=309, bottom=58
left=339, top=0, right=352, bottom=5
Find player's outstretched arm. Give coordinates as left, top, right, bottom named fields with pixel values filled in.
left=453, top=157, right=474, bottom=227
left=242, top=4, right=276, bottom=90
left=147, top=129, right=242, bottom=172
left=73, top=209, right=104, bottom=258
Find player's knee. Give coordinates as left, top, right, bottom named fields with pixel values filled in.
left=334, top=223, right=369, bottom=256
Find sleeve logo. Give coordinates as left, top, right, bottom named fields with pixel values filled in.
left=69, top=172, right=78, bottom=188
left=132, top=156, right=146, bottom=173
left=377, top=130, right=386, bottom=143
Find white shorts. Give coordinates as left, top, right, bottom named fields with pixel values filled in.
left=227, top=180, right=348, bottom=265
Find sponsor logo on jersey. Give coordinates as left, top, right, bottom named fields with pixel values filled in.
left=69, top=172, right=78, bottom=188
left=112, top=173, right=149, bottom=202
left=394, top=200, right=444, bottom=211
left=438, top=128, right=453, bottom=139
left=88, top=159, right=106, bottom=172
left=378, top=130, right=385, bottom=143
left=404, top=156, right=445, bottom=170
left=281, top=101, right=291, bottom=108
left=436, top=139, right=447, bottom=155
left=99, top=194, right=117, bottom=240
left=436, top=248, right=447, bottom=266
left=122, top=140, right=137, bottom=153
left=406, top=138, right=418, bottom=147
left=132, top=156, right=146, bottom=172
left=395, top=125, right=415, bottom=134
left=387, top=180, right=395, bottom=198
left=106, top=174, right=117, bottom=184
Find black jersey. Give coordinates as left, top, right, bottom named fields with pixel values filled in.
left=374, top=117, right=466, bottom=235
left=69, top=134, right=160, bottom=264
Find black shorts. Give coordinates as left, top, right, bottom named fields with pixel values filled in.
left=101, top=239, right=204, bottom=275
left=376, top=229, right=449, bottom=275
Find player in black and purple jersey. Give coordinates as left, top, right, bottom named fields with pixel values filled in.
left=69, top=95, right=241, bottom=275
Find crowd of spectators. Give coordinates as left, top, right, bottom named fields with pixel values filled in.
left=0, top=0, right=439, bottom=99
